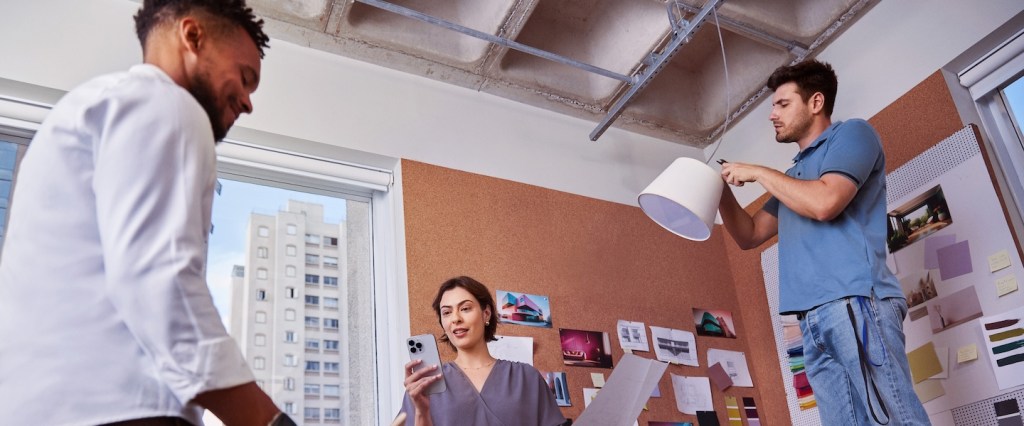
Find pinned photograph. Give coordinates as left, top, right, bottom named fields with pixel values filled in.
left=495, top=290, right=552, bottom=328
left=559, top=328, right=613, bottom=368
left=929, top=286, right=983, bottom=334
left=887, top=185, right=953, bottom=253
left=898, top=269, right=939, bottom=309
left=650, top=326, right=698, bottom=366
left=617, top=320, right=650, bottom=352
left=693, top=308, right=736, bottom=338
left=543, top=371, right=572, bottom=407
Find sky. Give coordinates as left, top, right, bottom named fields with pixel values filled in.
left=206, top=178, right=349, bottom=328
left=1005, top=75, right=1024, bottom=137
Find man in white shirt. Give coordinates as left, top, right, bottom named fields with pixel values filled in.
left=0, top=1, right=291, bottom=425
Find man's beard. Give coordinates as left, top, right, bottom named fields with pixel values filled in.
left=188, top=70, right=229, bottom=142
left=776, top=114, right=812, bottom=143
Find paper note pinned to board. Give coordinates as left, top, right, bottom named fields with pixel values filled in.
left=591, top=372, right=606, bottom=388
left=989, top=249, right=1012, bottom=273
left=957, top=344, right=978, bottom=363
left=996, top=275, right=1019, bottom=297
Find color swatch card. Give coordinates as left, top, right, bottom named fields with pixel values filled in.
left=979, top=305, right=1024, bottom=390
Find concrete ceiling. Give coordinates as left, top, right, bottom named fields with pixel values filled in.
left=250, top=0, right=878, bottom=149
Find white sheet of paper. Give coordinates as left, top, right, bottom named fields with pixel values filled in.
left=706, top=349, right=753, bottom=387
left=591, top=372, right=606, bottom=388
left=486, top=335, right=533, bottom=365
left=649, top=326, right=698, bottom=366
left=671, top=374, right=713, bottom=415
left=617, top=320, right=650, bottom=352
left=978, top=305, right=1024, bottom=390
left=576, top=354, right=667, bottom=426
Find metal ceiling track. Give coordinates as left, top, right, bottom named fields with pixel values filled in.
left=354, top=0, right=725, bottom=142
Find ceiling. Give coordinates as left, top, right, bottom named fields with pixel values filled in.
left=250, top=0, right=878, bottom=148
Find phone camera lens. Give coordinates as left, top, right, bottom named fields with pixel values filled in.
left=410, top=347, right=418, bottom=353
left=415, top=342, right=423, bottom=349
left=408, top=339, right=415, bottom=346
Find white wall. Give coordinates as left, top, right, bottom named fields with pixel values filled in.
left=0, top=0, right=702, bottom=207
left=708, top=0, right=1024, bottom=206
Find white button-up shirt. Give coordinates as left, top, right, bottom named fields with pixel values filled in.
left=0, top=64, right=254, bottom=425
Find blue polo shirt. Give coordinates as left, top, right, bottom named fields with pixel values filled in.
left=764, top=119, right=903, bottom=314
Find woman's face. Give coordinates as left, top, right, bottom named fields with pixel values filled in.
left=438, top=286, right=490, bottom=351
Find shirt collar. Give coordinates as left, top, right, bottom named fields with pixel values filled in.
left=129, top=63, right=175, bottom=84
left=792, top=120, right=843, bottom=162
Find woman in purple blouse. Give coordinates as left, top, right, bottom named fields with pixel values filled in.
left=399, top=276, right=568, bottom=426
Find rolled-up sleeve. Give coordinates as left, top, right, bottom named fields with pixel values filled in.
left=90, top=85, right=254, bottom=404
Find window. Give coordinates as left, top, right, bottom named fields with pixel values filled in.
left=255, top=311, right=267, bottom=323
left=257, top=226, right=269, bottom=237
left=324, top=236, right=339, bottom=248
left=0, top=138, right=28, bottom=254
left=323, top=256, right=338, bottom=268
left=287, top=224, right=297, bottom=235
left=306, top=338, right=320, bottom=350
left=304, top=383, right=320, bottom=396
left=305, top=233, right=320, bottom=245
left=284, top=309, right=296, bottom=321
left=305, top=316, right=319, bottom=328
left=284, top=377, right=295, bottom=391
left=257, top=268, right=268, bottom=280
left=305, top=361, right=320, bottom=372
left=305, top=295, right=319, bottom=306
left=305, top=274, right=320, bottom=285
left=284, top=402, right=296, bottom=415
left=285, top=287, right=297, bottom=298
left=254, top=333, right=266, bottom=347
left=323, top=385, right=340, bottom=398
left=286, top=244, right=296, bottom=256
left=256, top=246, right=268, bottom=258
left=323, top=276, right=338, bottom=287
left=305, top=254, right=319, bottom=265
left=285, top=331, right=297, bottom=343
left=285, top=265, right=296, bottom=277
left=324, top=340, right=339, bottom=351
left=304, top=407, right=320, bottom=420
left=324, top=297, right=339, bottom=309
left=284, top=354, right=297, bottom=367
left=325, top=408, right=341, bottom=419
left=324, top=362, right=340, bottom=373
left=256, top=289, right=267, bottom=301
left=324, top=318, right=339, bottom=329
left=253, top=356, right=265, bottom=370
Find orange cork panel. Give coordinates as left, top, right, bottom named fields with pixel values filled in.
left=870, top=71, right=965, bottom=172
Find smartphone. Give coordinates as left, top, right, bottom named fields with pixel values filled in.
left=406, top=334, right=447, bottom=394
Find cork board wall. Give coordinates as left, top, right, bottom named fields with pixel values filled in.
left=401, top=159, right=782, bottom=424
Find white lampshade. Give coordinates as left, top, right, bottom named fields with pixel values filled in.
left=638, top=157, right=724, bottom=241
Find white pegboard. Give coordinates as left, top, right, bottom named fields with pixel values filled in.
left=762, top=244, right=822, bottom=426
left=885, top=126, right=981, bottom=205
left=951, top=389, right=1024, bottom=426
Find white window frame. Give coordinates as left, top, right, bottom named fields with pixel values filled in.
left=285, top=265, right=296, bottom=277
left=286, top=244, right=297, bottom=256
left=286, top=224, right=297, bottom=235
left=257, top=226, right=270, bottom=237
left=255, top=311, right=267, bottom=323
left=284, top=309, right=296, bottom=321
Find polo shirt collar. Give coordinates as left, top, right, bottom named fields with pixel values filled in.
left=793, top=120, right=843, bottom=162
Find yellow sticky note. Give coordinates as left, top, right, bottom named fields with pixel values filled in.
left=590, top=372, right=606, bottom=388
left=989, top=250, right=1012, bottom=272
left=907, top=342, right=943, bottom=383
left=996, top=275, right=1019, bottom=297
left=957, top=344, right=978, bottom=363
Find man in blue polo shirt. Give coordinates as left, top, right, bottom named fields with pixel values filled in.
left=717, top=60, right=929, bottom=425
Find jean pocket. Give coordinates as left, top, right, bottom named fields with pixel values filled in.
left=888, top=298, right=908, bottom=323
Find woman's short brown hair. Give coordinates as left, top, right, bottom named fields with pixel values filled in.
left=432, top=276, right=499, bottom=350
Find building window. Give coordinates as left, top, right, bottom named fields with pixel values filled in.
left=305, top=316, right=319, bottom=328
left=284, top=377, right=295, bottom=391
left=324, top=408, right=341, bottom=419
left=286, top=224, right=297, bottom=235
left=286, top=244, right=296, bottom=256
left=257, top=268, right=268, bottom=280
left=257, top=246, right=268, bottom=259
left=324, top=318, right=339, bottom=329
left=284, top=354, right=297, bottom=367
left=323, top=385, right=340, bottom=398
left=255, top=311, right=267, bottom=323
left=254, top=333, right=267, bottom=347
left=323, top=276, right=338, bottom=287
left=285, top=331, right=297, bottom=343
left=284, top=402, right=296, bottom=415
left=305, top=233, right=320, bottom=245
left=304, top=407, right=320, bottom=421
left=253, top=356, right=265, bottom=370
left=324, top=362, right=340, bottom=373
left=284, top=309, right=296, bottom=321
left=324, top=236, right=338, bottom=248
left=306, top=338, right=320, bottom=350
left=324, top=340, right=339, bottom=351
left=286, top=287, right=297, bottom=298
left=256, top=289, right=267, bottom=301
left=305, top=254, right=319, bottom=265
left=323, top=256, right=338, bottom=269
left=305, top=361, right=320, bottom=372
left=324, top=297, right=338, bottom=309
left=304, top=384, right=320, bottom=396
left=305, top=295, right=319, bottom=306
left=305, top=274, right=319, bottom=285
left=285, top=265, right=296, bottom=277
left=257, top=226, right=269, bottom=237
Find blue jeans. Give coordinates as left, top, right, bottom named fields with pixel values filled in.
left=800, top=294, right=931, bottom=425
